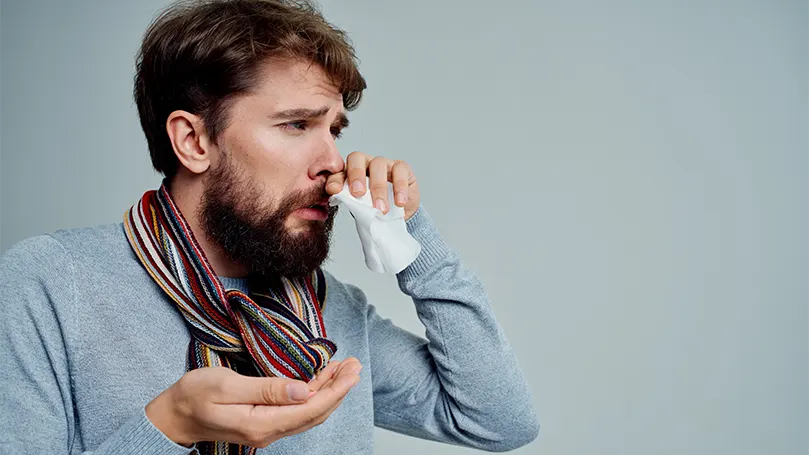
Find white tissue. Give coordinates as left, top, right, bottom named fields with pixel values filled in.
left=329, top=178, right=422, bottom=274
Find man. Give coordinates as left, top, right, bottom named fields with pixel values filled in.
left=0, top=0, right=539, bottom=453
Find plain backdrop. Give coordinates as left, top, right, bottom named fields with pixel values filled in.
left=1, top=1, right=807, bottom=454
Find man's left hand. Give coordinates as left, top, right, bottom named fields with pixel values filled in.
left=325, top=152, right=420, bottom=221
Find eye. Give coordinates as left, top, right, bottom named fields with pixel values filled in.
left=281, top=120, right=307, bottom=132
left=331, top=127, right=343, bottom=139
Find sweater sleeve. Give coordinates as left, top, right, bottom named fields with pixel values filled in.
left=0, top=235, right=194, bottom=455
left=362, top=207, right=540, bottom=452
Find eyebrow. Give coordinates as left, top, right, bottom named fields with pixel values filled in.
left=270, top=106, right=349, bottom=128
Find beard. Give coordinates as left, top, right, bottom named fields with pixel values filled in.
left=198, top=156, right=338, bottom=279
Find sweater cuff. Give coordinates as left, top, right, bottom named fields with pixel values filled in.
left=397, top=206, right=453, bottom=284
left=93, top=407, right=196, bottom=455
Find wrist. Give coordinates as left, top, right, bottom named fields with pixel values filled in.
left=145, top=389, right=195, bottom=448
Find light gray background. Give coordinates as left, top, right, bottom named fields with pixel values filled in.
left=1, top=1, right=807, bottom=454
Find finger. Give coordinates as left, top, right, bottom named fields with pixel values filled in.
left=339, top=358, right=362, bottom=375
left=248, top=377, right=359, bottom=443
left=214, top=373, right=314, bottom=405
left=333, top=357, right=361, bottom=378
left=390, top=161, right=411, bottom=207
left=317, top=358, right=361, bottom=392
left=325, top=172, right=346, bottom=195
left=281, top=383, right=353, bottom=437
left=307, top=360, right=341, bottom=392
left=321, top=357, right=362, bottom=389
left=269, top=369, right=361, bottom=427
left=245, top=366, right=362, bottom=441
left=368, top=157, right=392, bottom=213
left=346, top=152, right=371, bottom=197
left=272, top=390, right=351, bottom=441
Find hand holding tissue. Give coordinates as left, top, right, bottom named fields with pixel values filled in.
left=329, top=177, right=422, bottom=274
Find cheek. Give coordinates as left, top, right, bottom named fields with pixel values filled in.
left=237, top=129, right=291, bottom=177
left=273, top=136, right=324, bottom=180
left=243, top=133, right=318, bottom=196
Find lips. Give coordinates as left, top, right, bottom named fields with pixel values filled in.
left=290, top=196, right=330, bottom=221
left=307, top=198, right=330, bottom=211
left=307, top=203, right=327, bottom=212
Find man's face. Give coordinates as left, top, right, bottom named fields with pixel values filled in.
left=199, top=58, right=348, bottom=278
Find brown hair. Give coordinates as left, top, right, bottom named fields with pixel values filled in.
left=134, top=0, right=367, bottom=177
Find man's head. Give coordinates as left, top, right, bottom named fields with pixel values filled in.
left=134, top=0, right=366, bottom=277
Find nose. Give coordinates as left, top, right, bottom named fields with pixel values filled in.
left=310, top=133, right=345, bottom=180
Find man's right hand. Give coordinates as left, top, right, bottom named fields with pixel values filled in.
left=145, top=357, right=362, bottom=448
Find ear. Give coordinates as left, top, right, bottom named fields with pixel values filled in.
left=166, top=110, right=215, bottom=175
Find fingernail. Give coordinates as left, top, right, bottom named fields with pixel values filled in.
left=327, top=182, right=341, bottom=191
left=396, top=191, right=407, bottom=205
left=287, top=383, right=310, bottom=401
left=308, top=390, right=317, bottom=398
left=351, top=180, right=363, bottom=193
left=375, top=198, right=387, bottom=212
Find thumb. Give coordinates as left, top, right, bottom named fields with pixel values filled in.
left=223, top=375, right=313, bottom=405
left=326, top=172, right=346, bottom=195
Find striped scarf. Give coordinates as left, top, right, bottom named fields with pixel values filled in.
left=124, top=184, right=337, bottom=455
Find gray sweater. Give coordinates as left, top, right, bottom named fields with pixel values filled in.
left=0, top=207, right=539, bottom=454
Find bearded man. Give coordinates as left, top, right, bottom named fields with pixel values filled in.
left=0, top=1, right=539, bottom=453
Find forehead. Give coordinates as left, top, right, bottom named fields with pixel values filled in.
left=250, top=58, right=344, bottom=111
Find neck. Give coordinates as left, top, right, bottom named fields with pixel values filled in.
left=167, top=173, right=250, bottom=278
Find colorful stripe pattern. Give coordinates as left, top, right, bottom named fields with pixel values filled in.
left=123, top=185, right=336, bottom=455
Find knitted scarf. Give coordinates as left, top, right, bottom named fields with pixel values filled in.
left=124, top=184, right=337, bottom=455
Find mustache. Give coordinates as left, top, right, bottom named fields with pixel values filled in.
left=284, top=184, right=331, bottom=210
